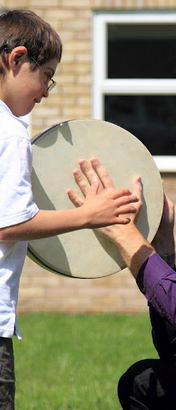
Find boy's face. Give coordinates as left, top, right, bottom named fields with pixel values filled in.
left=1, top=48, right=59, bottom=117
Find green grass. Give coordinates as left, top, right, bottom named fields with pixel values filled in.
left=14, top=313, right=157, bottom=410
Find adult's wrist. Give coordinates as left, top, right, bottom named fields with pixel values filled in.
left=111, top=223, right=155, bottom=277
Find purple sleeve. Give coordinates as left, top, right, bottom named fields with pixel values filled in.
left=136, top=253, right=176, bottom=325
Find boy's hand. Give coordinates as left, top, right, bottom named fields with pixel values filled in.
left=67, top=157, right=142, bottom=228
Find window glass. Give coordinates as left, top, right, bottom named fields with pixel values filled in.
left=107, top=24, right=176, bottom=79
left=104, top=95, right=176, bottom=155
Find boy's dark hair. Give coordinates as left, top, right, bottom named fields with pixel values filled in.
left=0, top=9, right=62, bottom=71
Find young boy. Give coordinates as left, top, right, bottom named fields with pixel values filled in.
left=0, top=9, right=138, bottom=409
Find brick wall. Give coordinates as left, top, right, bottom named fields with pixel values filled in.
left=1, top=0, right=176, bottom=313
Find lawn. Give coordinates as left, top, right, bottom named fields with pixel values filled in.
left=14, top=313, right=157, bottom=410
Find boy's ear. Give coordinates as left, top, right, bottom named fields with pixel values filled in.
left=9, top=46, right=28, bottom=68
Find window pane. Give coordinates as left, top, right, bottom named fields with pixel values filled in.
left=104, top=95, right=176, bottom=155
left=107, top=24, right=176, bottom=78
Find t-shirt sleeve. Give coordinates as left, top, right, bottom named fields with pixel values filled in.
left=0, top=135, right=39, bottom=228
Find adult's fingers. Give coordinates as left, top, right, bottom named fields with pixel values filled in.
left=132, top=177, right=143, bottom=201
left=90, top=157, right=115, bottom=189
left=79, top=159, right=104, bottom=191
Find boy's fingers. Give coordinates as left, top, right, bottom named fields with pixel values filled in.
left=111, top=190, right=136, bottom=201
left=90, top=157, right=115, bottom=189
left=72, top=168, right=90, bottom=196
left=71, top=168, right=99, bottom=200
left=67, top=188, right=83, bottom=207
left=115, top=217, right=131, bottom=224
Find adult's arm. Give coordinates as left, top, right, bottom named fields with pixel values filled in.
left=67, top=158, right=176, bottom=326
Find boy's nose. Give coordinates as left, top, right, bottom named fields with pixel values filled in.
left=43, top=89, right=49, bottom=98
left=43, top=87, right=49, bottom=98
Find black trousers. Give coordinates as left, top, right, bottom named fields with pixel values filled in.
left=0, top=337, right=15, bottom=410
left=118, top=358, right=176, bottom=410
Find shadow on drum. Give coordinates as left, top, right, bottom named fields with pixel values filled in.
left=33, top=121, right=73, bottom=148
left=33, top=124, right=58, bottom=148
left=31, top=169, right=56, bottom=210
left=59, top=121, right=73, bottom=145
left=135, top=190, right=150, bottom=240
left=28, top=169, right=72, bottom=276
left=94, top=230, right=126, bottom=270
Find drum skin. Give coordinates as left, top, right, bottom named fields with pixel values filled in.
left=28, top=119, right=163, bottom=279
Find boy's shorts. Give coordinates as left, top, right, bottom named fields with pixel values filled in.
left=0, top=337, right=15, bottom=410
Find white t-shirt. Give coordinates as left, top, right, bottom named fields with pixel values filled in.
left=0, top=100, right=39, bottom=338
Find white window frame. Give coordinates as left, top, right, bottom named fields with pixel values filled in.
left=92, top=10, right=176, bottom=172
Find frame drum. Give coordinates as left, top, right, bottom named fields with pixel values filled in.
left=28, top=119, right=163, bottom=279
